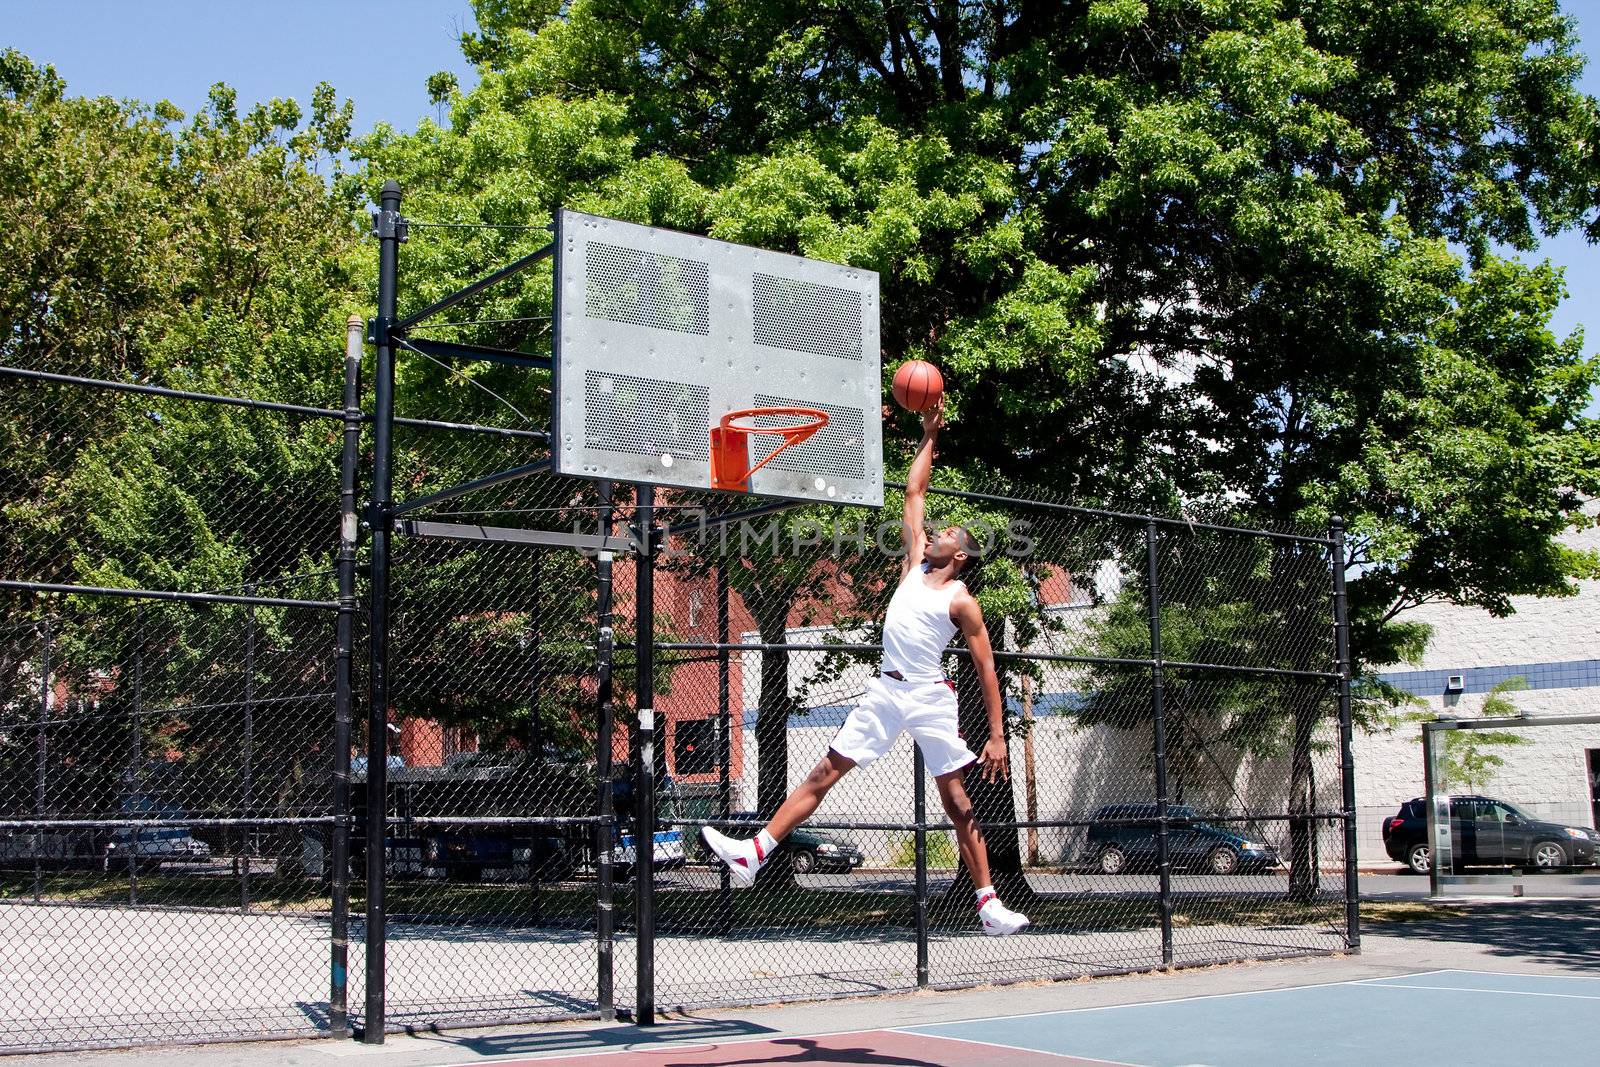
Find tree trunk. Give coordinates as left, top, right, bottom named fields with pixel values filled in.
left=1020, top=673, right=1039, bottom=866
left=750, top=587, right=798, bottom=889
left=1286, top=692, right=1322, bottom=903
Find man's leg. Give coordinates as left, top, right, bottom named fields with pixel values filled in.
left=701, top=750, right=855, bottom=886
left=936, top=766, right=1029, bottom=935
left=765, top=750, right=855, bottom=841
left=935, top=768, right=992, bottom=888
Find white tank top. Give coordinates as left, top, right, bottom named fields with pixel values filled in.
left=880, top=568, right=962, bottom=682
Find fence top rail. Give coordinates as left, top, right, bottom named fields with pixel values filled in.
left=1, top=364, right=547, bottom=440
left=1424, top=713, right=1600, bottom=731
left=0, top=817, right=337, bottom=830
left=655, top=640, right=1337, bottom=679
left=893, top=481, right=1334, bottom=546
left=0, top=580, right=338, bottom=611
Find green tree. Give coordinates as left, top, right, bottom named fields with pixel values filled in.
left=0, top=51, right=365, bottom=845
left=357, top=0, right=1600, bottom=900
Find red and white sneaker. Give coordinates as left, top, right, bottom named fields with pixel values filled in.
left=979, top=896, right=1030, bottom=936
left=700, top=825, right=764, bottom=888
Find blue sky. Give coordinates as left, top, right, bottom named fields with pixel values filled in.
left=5, top=1, right=1598, bottom=413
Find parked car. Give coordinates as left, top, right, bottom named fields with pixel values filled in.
left=103, top=827, right=212, bottom=872
left=0, top=831, right=103, bottom=871
left=1085, top=805, right=1279, bottom=875
left=424, top=829, right=579, bottom=882
left=1382, top=796, right=1599, bottom=874
left=705, top=813, right=864, bottom=874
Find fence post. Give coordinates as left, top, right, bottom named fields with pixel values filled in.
left=329, top=315, right=363, bottom=1038
left=594, top=479, right=616, bottom=1022
left=1330, top=517, right=1361, bottom=952
left=362, top=178, right=404, bottom=1043
left=241, top=587, right=256, bottom=914
left=913, top=747, right=930, bottom=988
left=1144, top=520, right=1174, bottom=968
left=129, top=604, right=144, bottom=904
left=34, top=616, right=52, bottom=903
left=634, top=484, right=657, bottom=1025
left=1422, top=723, right=1448, bottom=898
left=716, top=561, right=732, bottom=928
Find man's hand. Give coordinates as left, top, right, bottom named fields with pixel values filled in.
left=921, top=403, right=944, bottom=435
left=978, top=736, right=1008, bottom=783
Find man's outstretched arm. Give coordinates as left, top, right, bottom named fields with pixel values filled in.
left=900, top=406, right=942, bottom=575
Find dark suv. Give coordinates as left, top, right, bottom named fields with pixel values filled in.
left=1085, top=805, right=1278, bottom=875
left=1383, top=796, right=1599, bottom=874
left=707, top=813, right=864, bottom=874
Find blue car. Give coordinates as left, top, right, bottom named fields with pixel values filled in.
left=1086, top=804, right=1279, bottom=876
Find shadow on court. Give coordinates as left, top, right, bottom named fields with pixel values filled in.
left=1369, top=899, right=1600, bottom=968
left=427, top=1017, right=776, bottom=1059
left=662, top=1036, right=945, bottom=1066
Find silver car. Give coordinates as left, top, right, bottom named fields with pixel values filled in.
left=103, top=828, right=212, bottom=871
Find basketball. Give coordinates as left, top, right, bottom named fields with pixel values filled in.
left=891, top=360, right=944, bottom=412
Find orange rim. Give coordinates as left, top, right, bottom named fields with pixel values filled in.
left=720, top=406, right=829, bottom=438
left=711, top=406, right=829, bottom=491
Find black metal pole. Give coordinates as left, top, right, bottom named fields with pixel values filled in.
left=363, top=178, right=403, bottom=1043
left=527, top=552, right=544, bottom=924
left=129, top=604, right=143, bottom=904
left=1330, top=517, right=1361, bottom=952
left=34, top=617, right=52, bottom=903
left=330, top=316, right=362, bottom=1039
left=241, top=588, right=255, bottom=914
left=1145, top=520, right=1174, bottom=968
left=634, top=484, right=656, bottom=1026
left=913, top=746, right=930, bottom=988
left=716, top=562, right=731, bottom=923
left=594, top=480, right=616, bottom=1022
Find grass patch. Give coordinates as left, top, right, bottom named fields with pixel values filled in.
left=1359, top=899, right=1467, bottom=924
left=0, top=872, right=330, bottom=913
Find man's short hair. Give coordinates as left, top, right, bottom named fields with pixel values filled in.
left=956, top=526, right=985, bottom=576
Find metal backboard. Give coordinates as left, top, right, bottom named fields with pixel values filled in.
left=552, top=209, right=883, bottom=507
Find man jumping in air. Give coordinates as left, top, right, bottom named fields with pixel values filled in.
left=701, top=406, right=1031, bottom=936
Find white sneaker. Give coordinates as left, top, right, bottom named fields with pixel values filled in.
left=700, top=826, right=762, bottom=888
left=979, top=896, right=1030, bottom=936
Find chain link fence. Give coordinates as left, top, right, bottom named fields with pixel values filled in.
left=1, top=363, right=353, bottom=1052
left=628, top=489, right=1355, bottom=1014
left=1, top=357, right=1358, bottom=1052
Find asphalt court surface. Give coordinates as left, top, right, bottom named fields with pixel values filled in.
left=469, top=970, right=1600, bottom=1066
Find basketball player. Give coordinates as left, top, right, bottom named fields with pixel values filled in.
left=701, top=405, right=1031, bottom=936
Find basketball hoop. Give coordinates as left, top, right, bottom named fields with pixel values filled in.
left=710, top=406, right=829, bottom=492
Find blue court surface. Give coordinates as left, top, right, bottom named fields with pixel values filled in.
left=492, top=969, right=1600, bottom=1066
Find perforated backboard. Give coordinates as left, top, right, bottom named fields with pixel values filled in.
left=552, top=210, right=883, bottom=507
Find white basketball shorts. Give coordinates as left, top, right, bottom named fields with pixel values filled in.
left=829, top=674, right=977, bottom=777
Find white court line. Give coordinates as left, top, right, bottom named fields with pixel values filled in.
left=1359, top=982, right=1600, bottom=1002
left=1352, top=968, right=1600, bottom=989
left=903, top=969, right=1456, bottom=1030
left=888, top=1030, right=1147, bottom=1067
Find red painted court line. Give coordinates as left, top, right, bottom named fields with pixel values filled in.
left=475, top=1029, right=1134, bottom=1066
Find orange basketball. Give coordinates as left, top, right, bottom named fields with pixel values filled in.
left=891, top=360, right=944, bottom=412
